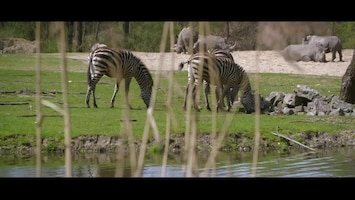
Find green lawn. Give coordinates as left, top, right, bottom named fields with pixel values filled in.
left=0, top=53, right=354, bottom=147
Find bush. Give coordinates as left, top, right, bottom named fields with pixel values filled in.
left=0, top=21, right=353, bottom=53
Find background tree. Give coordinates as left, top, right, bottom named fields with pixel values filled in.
left=75, top=22, right=84, bottom=52
left=340, top=49, right=355, bottom=103
left=1, top=21, right=355, bottom=52
left=123, top=21, right=129, bottom=48
left=66, top=22, right=74, bottom=52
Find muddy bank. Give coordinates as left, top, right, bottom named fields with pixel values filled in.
left=1, top=131, right=355, bottom=155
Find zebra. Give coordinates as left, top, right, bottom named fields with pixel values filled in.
left=85, top=43, right=153, bottom=109
left=178, top=52, right=255, bottom=113
left=205, top=49, right=235, bottom=109
left=179, top=49, right=235, bottom=111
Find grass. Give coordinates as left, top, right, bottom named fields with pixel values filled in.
left=0, top=53, right=354, bottom=148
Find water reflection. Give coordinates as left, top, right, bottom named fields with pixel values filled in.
left=0, top=148, right=354, bottom=177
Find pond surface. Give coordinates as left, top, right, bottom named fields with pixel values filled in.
left=1, top=147, right=355, bottom=177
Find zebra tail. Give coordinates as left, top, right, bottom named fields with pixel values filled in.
left=87, top=61, right=93, bottom=85
left=178, top=61, right=188, bottom=70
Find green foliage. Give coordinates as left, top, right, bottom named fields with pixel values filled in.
left=147, top=144, right=164, bottom=155
left=0, top=22, right=35, bottom=40
left=333, top=22, right=355, bottom=49
left=0, top=21, right=355, bottom=53
left=2, top=21, right=354, bottom=53
left=40, top=38, right=59, bottom=53
left=126, top=22, right=166, bottom=52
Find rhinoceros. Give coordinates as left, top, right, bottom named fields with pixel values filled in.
left=302, top=35, right=343, bottom=62
left=174, top=27, right=199, bottom=54
left=281, top=43, right=327, bottom=62
left=192, top=35, right=237, bottom=53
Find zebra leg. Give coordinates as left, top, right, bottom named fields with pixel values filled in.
left=204, top=82, right=211, bottom=111
left=228, top=87, right=239, bottom=111
left=86, top=85, right=98, bottom=108
left=123, top=78, right=132, bottom=109
left=85, top=86, right=92, bottom=108
left=226, top=88, right=232, bottom=110
left=110, top=80, right=120, bottom=108
left=86, top=80, right=99, bottom=108
left=215, top=86, right=224, bottom=111
left=183, top=83, right=189, bottom=110
left=183, top=66, right=194, bottom=111
left=92, top=88, right=98, bottom=108
left=192, top=84, right=201, bottom=111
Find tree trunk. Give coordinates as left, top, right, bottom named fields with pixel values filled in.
left=95, top=22, right=100, bottom=42
left=340, top=49, right=355, bottom=103
left=226, top=22, right=230, bottom=39
left=123, top=21, right=129, bottom=35
left=66, top=22, right=74, bottom=52
left=123, top=21, right=129, bottom=48
left=76, top=22, right=83, bottom=52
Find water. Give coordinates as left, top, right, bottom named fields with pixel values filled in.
left=0, top=148, right=355, bottom=177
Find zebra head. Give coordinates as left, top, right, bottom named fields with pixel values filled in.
left=240, top=90, right=256, bottom=114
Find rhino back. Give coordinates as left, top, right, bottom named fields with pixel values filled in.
left=194, top=35, right=232, bottom=52
left=176, top=27, right=198, bottom=53
left=282, top=44, right=325, bottom=62
left=305, top=35, right=342, bottom=51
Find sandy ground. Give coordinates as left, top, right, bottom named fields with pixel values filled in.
left=5, top=37, right=352, bottom=77
left=68, top=49, right=353, bottom=77
left=132, top=49, right=353, bottom=77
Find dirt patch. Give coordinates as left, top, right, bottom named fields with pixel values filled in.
left=2, top=130, right=355, bottom=156
left=67, top=49, right=353, bottom=77
left=2, top=37, right=352, bottom=77
left=128, top=49, right=353, bottom=77
left=0, top=38, right=36, bottom=54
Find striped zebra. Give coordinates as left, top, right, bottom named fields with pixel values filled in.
left=205, top=49, right=235, bottom=109
left=85, top=43, right=153, bottom=109
left=178, top=52, right=255, bottom=113
left=179, top=49, right=235, bottom=111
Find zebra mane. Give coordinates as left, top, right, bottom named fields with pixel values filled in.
left=239, top=69, right=252, bottom=92
left=178, top=53, right=211, bottom=71
left=90, top=43, right=107, bottom=51
left=120, top=49, right=154, bottom=87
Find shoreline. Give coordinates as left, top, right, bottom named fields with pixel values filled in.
left=2, top=130, right=355, bottom=156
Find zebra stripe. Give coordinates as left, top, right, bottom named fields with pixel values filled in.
left=179, top=50, right=236, bottom=111
left=207, top=48, right=234, bottom=61
left=204, top=49, right=235, bottom=109
left=86, top=44, right=153, bottom=109
left=180, top=52, right=255, bottom=113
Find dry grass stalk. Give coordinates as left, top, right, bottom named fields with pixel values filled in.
left=35, top=21, right=42, bottom=177
left=161, top=22, right=177, bottom=177
left=56, top=22, right=73, bottom=177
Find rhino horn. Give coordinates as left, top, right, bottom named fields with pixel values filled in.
left=229, top=41, right=237, bottom=51
left=171, top=43, right=177, bottom=51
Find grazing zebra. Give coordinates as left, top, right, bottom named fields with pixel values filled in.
left=178, top=52, right=255, bottom=113
left=208, top=48, right=235, bottom=60
left=179, top=49, right=235, bottom=111
left=205, top=49, right=235, bottom=109
left=86, top=43, right=153, bottom=109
